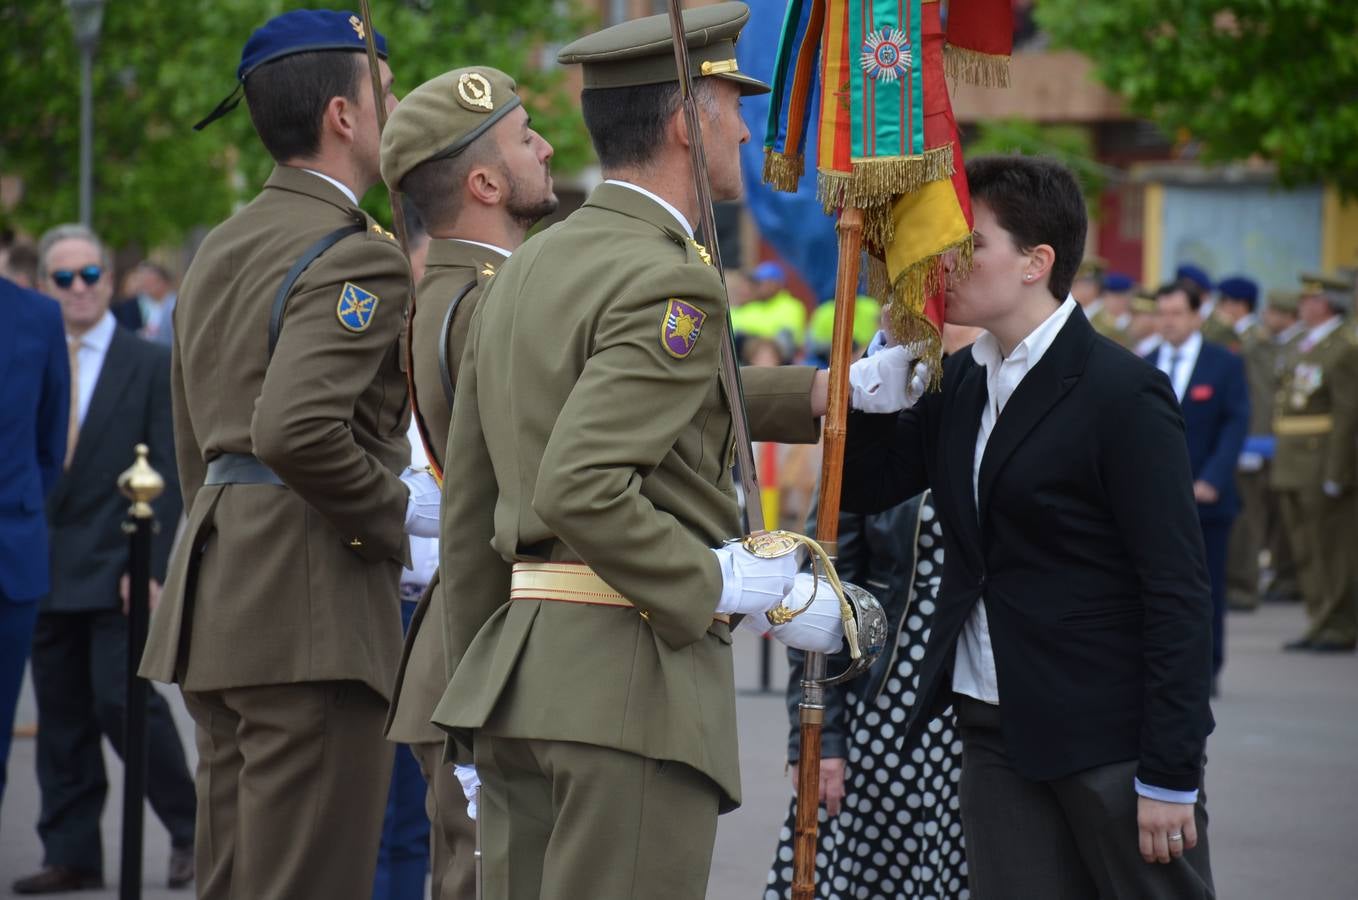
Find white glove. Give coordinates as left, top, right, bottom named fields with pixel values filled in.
left=454, top=764, right=479, bottom=821
left=1323, top=480, right=1344, bottom=499
left=865, top=329, right=889, bottom=357
left=849, top=343, right=931, bottom=413
left=711, top=543, right=798, bottom=616
left=401, top=466, right=441, bottom=538
left=1236, top=451, right=1264, bottom=473
left=764, top=573, right=845, bottom=653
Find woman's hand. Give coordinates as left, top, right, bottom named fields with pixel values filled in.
left=789, top=757, right=848, bottom=816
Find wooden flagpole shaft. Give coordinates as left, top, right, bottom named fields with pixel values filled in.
left=791, top=205, right=864, bottom=900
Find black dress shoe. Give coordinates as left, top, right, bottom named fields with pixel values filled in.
left=168, top=845, right=195, bottom=889
left=1282, top=637, right=1314, bottom=651
left=12, top=866, right=103, bottom=894
left=1308, top=639, right=1357, bottom=654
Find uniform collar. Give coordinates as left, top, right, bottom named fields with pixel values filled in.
left=301, top=168, right=358, bottom=205
left=425, top=238, right=501, bottom=271
left=265, top=165, right=362, bottom=213
left=595, top=180, right=695, bottom=239
left=1306, top=315, right=1343, bottom=347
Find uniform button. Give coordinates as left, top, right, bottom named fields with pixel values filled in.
left=349, top=538, right=363, bottom=548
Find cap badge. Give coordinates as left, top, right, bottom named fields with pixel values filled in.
left=860, top=27, right=911, bottom=82
left=348, top=15, right=366, bottom=40
left=457, top=73, right=494, bottom=112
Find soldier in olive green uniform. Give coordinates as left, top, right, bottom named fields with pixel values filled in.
left=377, top=66, right=558, bottom=900
left=1219, top=277, right=1278, bottom=609
left=431, top=5, right=841, bottom=898
left=1090, top=271, right=1136, bottom=347
left=1272, top=273, right=1358, bottom=652
left=139, top=13, right=418, bottom=898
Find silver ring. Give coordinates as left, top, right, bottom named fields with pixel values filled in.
left=1168, top=833, right=1184, bottom=842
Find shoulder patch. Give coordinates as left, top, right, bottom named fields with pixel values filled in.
left=661, top=298, right=707, bottom=359
left=337, top=281, right=380, bottom=333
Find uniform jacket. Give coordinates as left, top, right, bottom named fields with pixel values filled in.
left=842, top=310, right=1214, bottom=793
left=432, top=182, right=819, bottom=810
left=1240, top=324, right=1279, bottom=436
left=141, top=166, right=411, bottom=700
left=0, top=279, right=69, bottom=603
left=1145, top=339, right=1250, bottom=523
left=47, top=327, right=180, bottom=611
left=1270, top=323, right=1358, bottom=491
left=386, top=240, right=497, bottom=745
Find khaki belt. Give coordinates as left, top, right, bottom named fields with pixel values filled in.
left=1274, top=414, right=1334, bottom=436
left=510, top=561, right=731, bottom=625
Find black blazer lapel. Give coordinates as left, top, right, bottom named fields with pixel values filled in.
left=977, top=311, right=1093, bottom=520
left=69, top=326, right=136, bottom=473
left=941, top=360, right=986, bottom=558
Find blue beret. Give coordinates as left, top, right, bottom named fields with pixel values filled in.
left=1103, top=272, right=1133, bottom=293
left=1175, top=263, right=1213, bottom=292
left=752, top=261, right=785, bottom=281
left=1217, top=276, right=1258, bottom=304
left=195, top=10, right=388, bottom=131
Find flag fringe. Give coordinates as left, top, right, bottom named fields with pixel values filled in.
left=944, top=45, right=1011, bottom=88
left=762, top=149, right=806, bottom=193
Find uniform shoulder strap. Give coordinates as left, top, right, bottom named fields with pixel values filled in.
left=269, top=222, right=367, bottom=358
left=437, top=279, right=479, bottom=408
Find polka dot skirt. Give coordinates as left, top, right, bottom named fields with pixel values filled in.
left=764, top=497, right=968, bottom=899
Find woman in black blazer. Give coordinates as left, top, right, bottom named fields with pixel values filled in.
left=841, top=156, right=1215, bottom=899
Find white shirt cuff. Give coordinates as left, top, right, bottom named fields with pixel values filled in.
left=1134, top=777, right=1198, bottom=805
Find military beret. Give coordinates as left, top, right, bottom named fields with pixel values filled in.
left=1175, top=263, right=1213, bottom=292
left=381, top=67, right=521, bottom=193
left=195, top=9, right=388, bottom=131
left=1299, top=270, right=1354, bottom=311
left=558, top=1, right=769, bottom=95
left=1103, top=272, right=1133, bottom=293
left=1216, top=276, right=1258, bottom=305
left=1266, top=289, right=1300, bottom=313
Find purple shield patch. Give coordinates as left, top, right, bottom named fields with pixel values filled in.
left=661, top=298, right=707, bottom=359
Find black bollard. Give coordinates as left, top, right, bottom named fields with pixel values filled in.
left=117, top=444, right=163, bottom=900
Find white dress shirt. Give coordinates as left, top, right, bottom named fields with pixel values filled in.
left=1232, top=313, right=1258, bottom=337
left=1155, top=331, right=1203, bottom=402
left=1276, top=320, right=1306, bottom=346
left=952, top=297, right=1078, bottom=704
left=451, top=239, right=511, bottom=259
left=1299, top=315, right=1343, bottom=353
left=302, top=168, right=359, bottom=206
left=604, top=179, right=694, bottom=238
left=69, top=312, right=117, bottom=427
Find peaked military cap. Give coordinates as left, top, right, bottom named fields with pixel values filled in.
left=195, top=9, right=389, bottom=130
left=1217, top=276, right=1258, bottom=305
left=1267, top=289, right=1300, bottom=314
left=381, top=67, right=521, bottom=193
left=1299, top=270, right=1354, bottom=311
left=558, top=1, right=769, bottom=95
left=1103, top=272, right=1133, bottom=293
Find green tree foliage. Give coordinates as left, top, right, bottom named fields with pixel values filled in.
left=1035, top=0, right=1358, bottom=193
left=965, top=119, right=1108, bottom=215
left=0, top=0, right=594, bottom=249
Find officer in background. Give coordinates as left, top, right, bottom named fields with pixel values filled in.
left=377, top=65, right=558, bottom=900
left=430, top=5, right=854, bottom=898
left=1090, top=271, right=1135, bottom=347
left=140, top=11, right=432, bottom=898
left=1071, top=255, right=1105, bottom=316
left=1272, top=273, right=1358, bottom=652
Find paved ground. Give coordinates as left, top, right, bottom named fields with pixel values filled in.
left=2, top=602, right=1355, bottom=897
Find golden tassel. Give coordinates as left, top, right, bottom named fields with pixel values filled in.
left=762, top=149, right=805, bottom=193
left=944, top=45, right=1011, bottom=88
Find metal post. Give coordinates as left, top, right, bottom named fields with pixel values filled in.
left=78, top=49, right=93, bottom=226
left=117, top=445, right=163, bottom=900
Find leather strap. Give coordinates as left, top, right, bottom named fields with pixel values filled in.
left=204, top=453, right=285, bottom=486
left=269, top=222, right=366, bottom=358
left=438, top=279, right=478, bottom=410
left=510, top=561, right=731, bottom=625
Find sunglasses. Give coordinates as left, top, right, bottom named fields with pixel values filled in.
left=51, top=265, right=103, bottom=289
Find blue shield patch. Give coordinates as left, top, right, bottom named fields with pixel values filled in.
left=337, top=282, right=379, bottom=333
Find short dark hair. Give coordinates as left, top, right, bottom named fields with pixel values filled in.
left=580, top=79, right=715, bottom=171
left=1158, top=281, right=1203, bottom=311
left=2, top=242, right=39, bottom=285
left=244, top=51, right=364, bottom=162
left=964, top=155, right=1087, bottom=301
left=399, top=136, right=497, bottom=232
left=1162, top=278, right=1205, bottom=313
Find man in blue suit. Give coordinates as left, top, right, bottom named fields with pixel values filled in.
left=1150, top=281, right=1251, bottom=683
left=0, top=276, right=70, bottom=811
